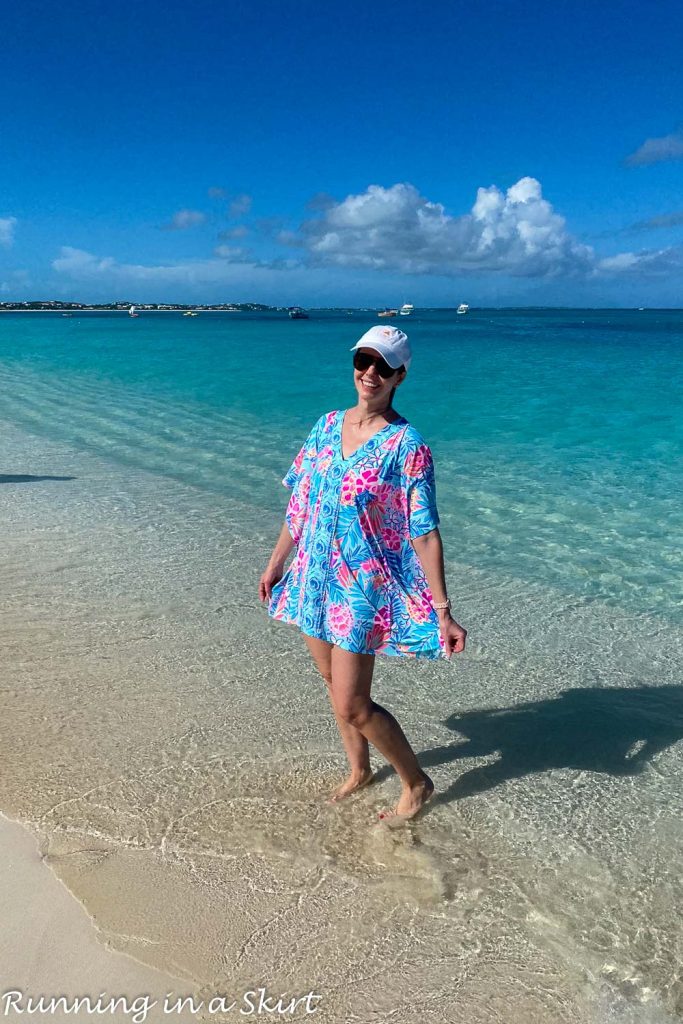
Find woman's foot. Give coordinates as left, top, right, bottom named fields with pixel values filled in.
left=327, top=768, right=375, bottom=804
left=378, top=774, right=434, bottom=824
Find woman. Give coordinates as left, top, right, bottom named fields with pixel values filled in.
left=259, top=325, right=467, bottom=822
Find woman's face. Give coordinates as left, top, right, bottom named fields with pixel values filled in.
left=353, top=347, right=405, bottom=404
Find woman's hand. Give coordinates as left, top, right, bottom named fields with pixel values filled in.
left=438, top=613, right=467, bottom=659
left=259, top=564, right=284, bottom=604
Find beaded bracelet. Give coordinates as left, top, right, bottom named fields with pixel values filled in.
left=432, top=598, right=451, bottom=610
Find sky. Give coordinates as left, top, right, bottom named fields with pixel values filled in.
left=1, top=0, right=682, bottom=306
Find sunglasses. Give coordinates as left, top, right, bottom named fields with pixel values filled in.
left=352, top=351, right=399, bottom=379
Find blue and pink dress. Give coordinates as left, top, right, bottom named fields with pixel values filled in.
left=268, top=409, right=445, bottom=658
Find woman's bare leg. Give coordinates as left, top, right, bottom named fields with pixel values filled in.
left=329, top=646, right=433, bottom=820
left=302, top=634, right=374, bottom=800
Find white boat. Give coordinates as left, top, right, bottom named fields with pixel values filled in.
left=182, top=310, right=199, bottom=317
left=399, top=303, right=414, bottom=316
left=128, top=305, right=139, bottom=318
left=378, top=308, right=397, bottom=318
left=456, top=303, right=469, bottom=315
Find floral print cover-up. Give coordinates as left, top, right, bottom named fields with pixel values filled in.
left=268, top=409, right=445, bottom=659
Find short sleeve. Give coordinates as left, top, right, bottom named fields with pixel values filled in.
left=402, top=441, right=440, bottom=539
left=283, top=417, right=321, bottom=489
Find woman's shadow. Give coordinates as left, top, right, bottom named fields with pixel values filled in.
left=0, top=474, right=75, bottom=484
left=416, top=685, right=683, bottom=805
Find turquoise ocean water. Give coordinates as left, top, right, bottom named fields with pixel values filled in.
left=1, top=308, right=681, bottom=621
left=1, top=308, right=682, bottom=1023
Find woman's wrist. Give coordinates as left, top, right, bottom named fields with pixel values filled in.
left=431, top=596, right=452, bottom=622
left=268, top=523, right=296, bottom=572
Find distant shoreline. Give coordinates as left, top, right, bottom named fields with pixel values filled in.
left=0, top=305, right=272, bottom=314
left=0, top=308, right=256, bottom=313
left=1, top=306, right=681, bottom=313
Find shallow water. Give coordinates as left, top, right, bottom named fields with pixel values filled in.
left=1, top=309, right=681, bottom=621
left=1, top=310, right=682, bottom=1022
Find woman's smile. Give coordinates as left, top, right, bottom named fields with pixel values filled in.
left=354, top=351, right=395, bottom=400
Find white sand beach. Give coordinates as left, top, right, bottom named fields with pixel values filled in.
left=0, top=814, right=191, bottom=1023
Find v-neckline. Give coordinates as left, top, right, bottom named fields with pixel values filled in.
left=338, top=409, right=405, bottom=463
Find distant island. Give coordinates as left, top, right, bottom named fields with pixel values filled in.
left=0, top=300, right=275, bottom=312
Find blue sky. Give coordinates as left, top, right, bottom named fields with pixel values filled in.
left=1, top=0, right=682, bottom=306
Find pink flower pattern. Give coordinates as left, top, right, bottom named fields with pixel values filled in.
left=407, top=593, right=433, bottom=624
left=381, top=526, right=402, bottom=552
left=340, top=472, right=357, bottom=505
left=364, top=603, right=392, bottom=651
left=403, top=444, right=431, bottom=477
left=327, top=602, right=354, bottom=637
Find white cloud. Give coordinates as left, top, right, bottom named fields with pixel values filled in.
left=48, top=244, right=348, bottom=304
left=596, top=246, right=683, bottom=275
left=297, top=178, right=595, bottom=278
left=161, top=208, right=206, bottom=230
left=54, top=247, right=198, bottom=282
left=228, top=193, right=252, bottom=218
left=625, top=128, right=683, bottom=167
left=0, top=216, right=18, bottom=247
left=0, top=269, right=31, bottom=295
left=52, top=247, right=117, bottom=274
left=52, top=246, right=262, bottom=286
left=51, top=174, right=683, bottom=298
left=218, top=225, right=249, bottom=240
left=213, top=245, right=249, bottom=260
left=208, top=186, right=227, bottom=199
left=591, top=208, right=683, bottom=239
left=629, top=210, right=683, bottom=231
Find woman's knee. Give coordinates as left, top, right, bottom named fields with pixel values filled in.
left=334, top=697, right=373, bottom=729
left=328, top=646, right=374, bottom=724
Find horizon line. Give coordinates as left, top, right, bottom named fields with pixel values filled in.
left=1, top=303, right=682, bottom=312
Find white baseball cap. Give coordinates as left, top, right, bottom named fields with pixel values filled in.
left=349, top=325, right=412, bottom=371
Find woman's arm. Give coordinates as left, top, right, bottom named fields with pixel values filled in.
left=411, top=528, right=467, bottom=657
left=259, top=522, right=296, bottom=603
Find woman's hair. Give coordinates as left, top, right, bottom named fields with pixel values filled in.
left=388, top=365, right=406, bottom=406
